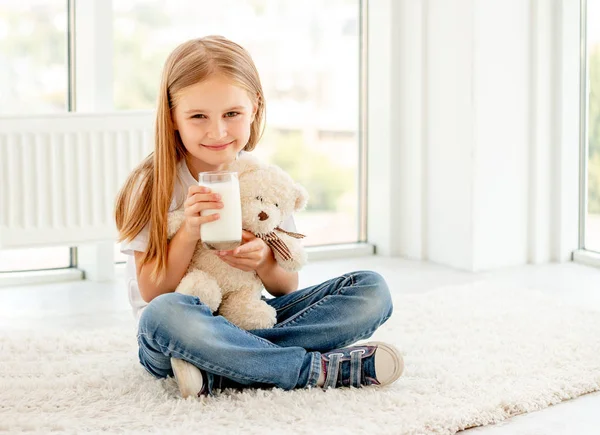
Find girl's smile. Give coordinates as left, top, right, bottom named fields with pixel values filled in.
left=201, top=140, right=234, bottom=151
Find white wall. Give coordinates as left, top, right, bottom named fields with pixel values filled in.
left=472, top=0, right=530, bottom=269
left=367, top=0, right=580, bottom=271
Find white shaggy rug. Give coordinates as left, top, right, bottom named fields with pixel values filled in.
left=3, top=282, right=600, bottom=435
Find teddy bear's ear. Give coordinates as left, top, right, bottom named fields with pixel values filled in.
left=294, top=183, right=309, bottom=211
left=228, top=152, right=263, bottom=176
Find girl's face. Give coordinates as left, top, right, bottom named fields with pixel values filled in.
left=172, top=75, right=257, bottom=177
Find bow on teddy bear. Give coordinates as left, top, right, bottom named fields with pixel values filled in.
left=253, top=227, right=305, bottom=262
left=166, top=153, right=309, bottom=331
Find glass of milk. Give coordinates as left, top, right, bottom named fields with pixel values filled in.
left=198, top=171, right=242, bottom=251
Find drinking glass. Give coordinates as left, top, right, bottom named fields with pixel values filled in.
left=198, top=171, right=242, bottom=250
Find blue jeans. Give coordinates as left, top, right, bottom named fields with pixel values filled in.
left=137, top=270, right=393, bottom=395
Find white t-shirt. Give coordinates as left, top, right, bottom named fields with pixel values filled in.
left=120, top=159, right=296, bottom=321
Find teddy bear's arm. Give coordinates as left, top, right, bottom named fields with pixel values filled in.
left=167, top=209, right=186, bottom=240
left=270, top=231, right=307, bottom=272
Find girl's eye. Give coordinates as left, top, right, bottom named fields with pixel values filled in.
left=191, top=114, right=206, bottom=119
left=224, top=111, right=240, bottom=118
left=275, top=203, right=279, bottom=207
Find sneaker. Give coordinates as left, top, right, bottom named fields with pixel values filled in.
left=170, top=357, right=207, bottom=398
left=318, top=341, right=404, bottom=389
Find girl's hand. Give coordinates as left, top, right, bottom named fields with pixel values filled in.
left=182, top=185, right=223, bottom=242
left=217, top=230, right=272, bottom=272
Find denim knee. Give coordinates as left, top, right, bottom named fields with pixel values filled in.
left=352, top=270, right=394, bottom=322
left=139, top=292, right=180, bottom=336
left=138, top=292, right=212, bottom=343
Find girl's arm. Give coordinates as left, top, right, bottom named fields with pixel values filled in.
left=135, top=225, right=197, bottom=303
left=135, top=185, right=223, bottom=303
left=256, top=252, right=299, bottom=297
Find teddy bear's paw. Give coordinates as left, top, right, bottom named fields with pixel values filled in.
left=176, top=270, right=223, bottom=313
left=195, top=287, right=223, bottom=313
left=220, top=299, right=277, bottom=330
left=248, top=301, right=277, bottom=329
left=233, top=312, right=277, bottom=330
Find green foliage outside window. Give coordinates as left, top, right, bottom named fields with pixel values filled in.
left=269, top=131, right=353, bottom=211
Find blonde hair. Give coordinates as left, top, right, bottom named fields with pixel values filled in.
left=115, top=35, right=266, bottom=283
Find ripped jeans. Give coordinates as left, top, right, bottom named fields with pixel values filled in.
left=137, top=270, right=393, bottom=395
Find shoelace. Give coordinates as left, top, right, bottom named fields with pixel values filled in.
left=323, top=349, right=366, bottom=389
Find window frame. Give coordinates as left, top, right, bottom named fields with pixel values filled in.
left=575, top=0, right=600, bottom=267
left=579, top=0, right=589, bottom=251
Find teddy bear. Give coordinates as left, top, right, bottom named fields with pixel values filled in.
left=166, top=153, right=309, bottom=330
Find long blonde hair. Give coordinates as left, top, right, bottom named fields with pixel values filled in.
left=115, top=36, right=266, bottom=283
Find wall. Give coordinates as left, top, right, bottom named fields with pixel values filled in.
left=367, top=0, right=581, bottom=271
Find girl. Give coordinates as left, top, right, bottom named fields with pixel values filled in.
left=115, top=35, right=403, bottom=398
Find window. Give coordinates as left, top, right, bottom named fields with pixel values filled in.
left=113, top=0, right=362, bottom=247
left=0, top=0, right=71, bottom=272
left=586, top=0, right=600, bottom=252
left=0, top=0, right=67, bottom=115
left=0, top=246, right=71, bottom=273
left=1, top=0, right=365, bottom=275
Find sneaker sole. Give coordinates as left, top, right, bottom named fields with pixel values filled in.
left=171, top=357, right=204, bottom=399
left=362, top=341, right=404, bottom=386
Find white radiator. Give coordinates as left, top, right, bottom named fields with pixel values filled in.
left=0, top=112, right=154, bottom=250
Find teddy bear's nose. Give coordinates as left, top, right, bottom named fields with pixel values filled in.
left=258, top=211, right=269, bottom=221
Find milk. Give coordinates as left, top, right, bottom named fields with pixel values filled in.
left=199, top=173, right=242, bottom=251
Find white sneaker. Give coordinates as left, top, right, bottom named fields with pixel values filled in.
left=367, top=341, right=405, bottom=386
left=318, top=341, right=404, bottom=389
left=170, top=357, right=206, bottom=398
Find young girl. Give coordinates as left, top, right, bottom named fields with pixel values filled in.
left=115, top=35, right=403, bottom=398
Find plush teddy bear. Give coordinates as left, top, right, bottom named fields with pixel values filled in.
left=167, top=153, right=308, bottom=330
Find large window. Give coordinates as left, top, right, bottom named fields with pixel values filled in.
left=586, top=0, right=600, bottom=252
left=113, top=0, right=361, bottom=247
left=0, top=0, right=71, bottom=272
left=1, top=0, right=364, bottom=275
